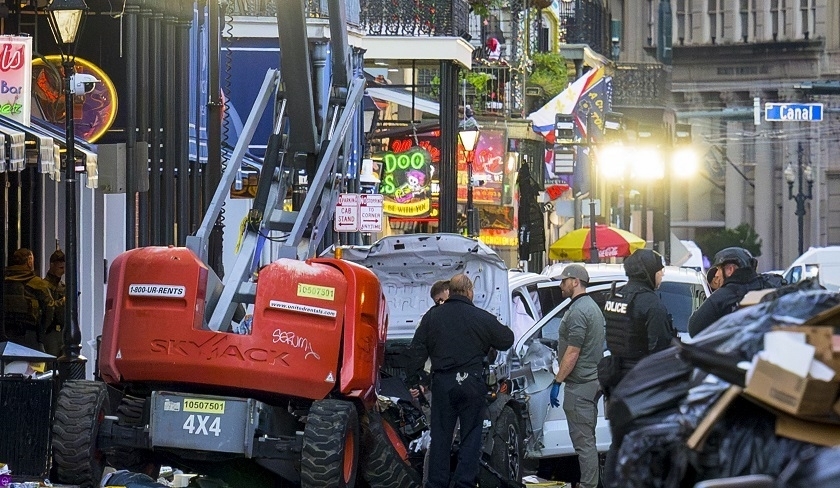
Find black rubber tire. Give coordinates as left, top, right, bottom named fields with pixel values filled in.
left=52, top=380, right=110, bottom=488
left=360, top=410, right=422, bottom=488
left=301, top=399, right=360, bottom=488
left=107, top=394, right=160, bottom=477
left=478, top=405, right=524, bottom=488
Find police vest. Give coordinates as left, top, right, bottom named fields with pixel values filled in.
left=3, top=280, right=39, bottom=335
left=603, top=290, right=648, bottom=360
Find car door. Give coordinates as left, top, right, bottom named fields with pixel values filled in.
left=513, top=282, right=615, bottom=457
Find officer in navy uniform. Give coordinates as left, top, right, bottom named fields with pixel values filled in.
left=600, top=249, right=675, bottom=487
left=600, top=249, right=675, bottom=393
left=407, top=273, right=514, bottom=488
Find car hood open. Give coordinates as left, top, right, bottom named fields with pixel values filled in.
left=328, top=233, right=511, bottom=342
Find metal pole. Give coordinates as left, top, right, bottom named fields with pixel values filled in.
left=60, top=59, right=85, bottom=379
left=466, top=150, right=478, bottom=237
left=438, top=60, right=459, bottom=233
left=588, top=114, right=599, bottom=264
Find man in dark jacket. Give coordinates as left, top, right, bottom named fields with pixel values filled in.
left=407, top=273, right=514, bottom=488
left=687, top=247, right=780, bottom=337
left=42, top=249, right=67, bottom=356
left=601, top=249, right=674, bottom=488
left=601, top=248, right=675, bottom=391
left=3, top=248, right=61, bottom=352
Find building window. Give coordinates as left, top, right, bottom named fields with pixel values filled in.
left=738, top=0, right=756, bottom=42
left=800, top=0, right=815, bottom=39
left=771, top=0, right=787, bottom=40
left=647, top=0, right=656, bottom=45
left=676, top=0, right=687, bottom=44
left=708, top=0, right=723, bottom=43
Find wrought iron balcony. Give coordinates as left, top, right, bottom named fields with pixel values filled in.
left=360, top=0, right=470, bottom=37
left=611, top=63, right=671, bottom=108
left=463, top=63, right=516, bottom=117
left=558, top=0, right=610, bottom=58
left=229, top=0, right=361, bottom=26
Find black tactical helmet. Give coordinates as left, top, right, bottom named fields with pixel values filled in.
left=713, top=247, right=754, bottom=269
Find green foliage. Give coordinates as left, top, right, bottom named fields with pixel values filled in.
left=464, top=71, right=493, bottom=96
left=528, top=52, right=568, bottom=100
left=695, top=223, right=763, bottom=260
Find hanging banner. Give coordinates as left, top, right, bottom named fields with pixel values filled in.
left=0, top=36, right=32, bottom=125
left=379, top=146, right=433, bottom=217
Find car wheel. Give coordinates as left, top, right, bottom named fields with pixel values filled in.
left=479, top=405, right=523, bottom=487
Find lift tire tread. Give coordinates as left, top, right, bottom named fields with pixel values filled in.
left=52, top=380, right=109, bottom=488
left=108, top=394, right=160, bottom=477
left=301, top=399, right=359, bottom=488
left=360, top=410, right=422, bottom=488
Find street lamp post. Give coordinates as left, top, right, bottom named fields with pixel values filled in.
left=785, top=143, right=814, bottom=256
left=46, top=0, right=88, bottom=380
left=458, top=124, right=480, bottom=237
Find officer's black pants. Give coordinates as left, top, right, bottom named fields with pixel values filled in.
left=426, top=370, right=486, bottom=488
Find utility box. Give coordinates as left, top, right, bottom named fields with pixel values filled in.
left=97, top=143, right=126, bottom=194
left=0, top=342, right=56, bottom=478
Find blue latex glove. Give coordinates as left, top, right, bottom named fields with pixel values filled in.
left=549, top=381, right=561, bottom=408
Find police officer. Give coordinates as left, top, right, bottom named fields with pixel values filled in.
left=407, top=273, right=514, bottom=488
left=600, top=249, right=674, bottom=488
left=42, top=250, right=67, bottom=356
left=688, top=247, right=782, bottom=337
left=3, top=248, right=61, bottom=352
left=600, top=248, right=675, bottom=392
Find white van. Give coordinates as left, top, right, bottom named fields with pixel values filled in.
left=783, top=246, right=840, bottom=291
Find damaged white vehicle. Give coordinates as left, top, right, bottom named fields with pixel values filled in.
left=334, top=233, right=611, bottom=485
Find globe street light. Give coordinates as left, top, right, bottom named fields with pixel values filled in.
left=785, top=143, right=814, bottom=256
left=46, top=0, right=88, bottom=380
left=458, top=124, right=480, bottom=237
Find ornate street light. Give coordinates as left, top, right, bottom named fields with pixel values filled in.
left=46, top=0, right=88, bottom=380
left=458, top=124, right=480, bottom=237
left=785, top=143, right=814, bottom=256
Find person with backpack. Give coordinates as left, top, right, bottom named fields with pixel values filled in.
left=687, top=247, right=781, bottom=337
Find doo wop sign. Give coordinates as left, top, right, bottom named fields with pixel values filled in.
left=0, top=36, right=32, bottom=125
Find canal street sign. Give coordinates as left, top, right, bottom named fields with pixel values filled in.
left=764, top=103, right=823, bottom=122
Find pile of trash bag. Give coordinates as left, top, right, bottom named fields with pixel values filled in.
left=603, top=284, right=840, bottom=487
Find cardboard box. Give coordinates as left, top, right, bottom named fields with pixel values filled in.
left=771, top=325, right=840, bottom=379
left=775, top=412, right=840, bottom=447
left=740, top=289, right=776, bottom=307
left=744, top=358, right=840, bottom=416
left=687, top=385, right=742, bottom=450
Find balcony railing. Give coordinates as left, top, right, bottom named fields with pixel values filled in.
left=611, top=64, right=671, bottom=108
left=465, top=63, right=515, bottom=117
left=229, top=0, right=361, bottom=26
left=360, top=0, right=470, bottom=37
left=558, top=0, right=610, bottom=58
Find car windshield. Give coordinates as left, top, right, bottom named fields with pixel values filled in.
left=656, top=282, right=697, bottom=333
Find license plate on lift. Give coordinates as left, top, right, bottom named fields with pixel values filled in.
left=149, top=391, right=259, bottom=455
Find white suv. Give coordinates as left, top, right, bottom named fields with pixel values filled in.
left=334, top=235, right=709, bottom=483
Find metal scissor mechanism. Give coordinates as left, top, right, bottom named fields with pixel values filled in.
left=186, top=0, right=365, bottom=331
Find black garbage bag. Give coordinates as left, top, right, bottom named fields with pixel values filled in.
left=606, top=346, right=699, bottom=440
left=675, top=340, right=746, bottom=387
left=611, top=420, right=693, bottom=488
left=103, top=471, right=169, bottom=488
left=692, top=397, right=811, bottom=481
left=776, top=445, right=840, bottom=487
left=692, top=289, right=840, bottom=361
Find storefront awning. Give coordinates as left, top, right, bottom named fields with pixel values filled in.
left=1, top=116, right=98, bottom=189
left=367, top=87, right=440, bottom=116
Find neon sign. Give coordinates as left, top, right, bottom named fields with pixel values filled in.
left=379, top=146, right=432, bottom=217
